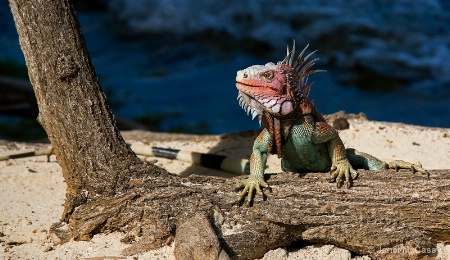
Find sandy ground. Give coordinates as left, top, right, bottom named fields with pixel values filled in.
left=1, top=118, right=450, bottom=260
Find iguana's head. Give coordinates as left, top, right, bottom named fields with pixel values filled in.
left=236, top=43, right=321, bottom=122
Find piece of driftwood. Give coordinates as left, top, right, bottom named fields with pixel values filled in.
left=65, top=168, right=449, bottom=259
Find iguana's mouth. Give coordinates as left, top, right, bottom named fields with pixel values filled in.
left=236, top=82, right=267, bottom=89
left=237, top=87, right=294, bottom=116
left=235, top=82, right=252, bottom=90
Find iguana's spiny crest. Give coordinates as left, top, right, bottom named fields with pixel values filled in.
left=236, top=42, right=322, bottom=123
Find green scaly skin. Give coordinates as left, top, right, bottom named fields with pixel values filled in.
left=235, top=42, right=428, bottom=204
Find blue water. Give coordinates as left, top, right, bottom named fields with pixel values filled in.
left=1, top=2, right=449, bottom=134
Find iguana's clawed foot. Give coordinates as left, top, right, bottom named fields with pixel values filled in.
left=329, top=159, right=358, bottom=188
left=236, top=176, right=269, bottom=205
left=387, top=160, right=430, bottom=179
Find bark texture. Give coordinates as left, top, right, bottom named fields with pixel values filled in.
left=70, top=168, right=449, bottom=259
left=8, top=1, right=449, bottom=259
left=8, top=0, right=168, bottom=221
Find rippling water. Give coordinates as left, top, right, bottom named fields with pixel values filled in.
left=1, top=1, right=449, bottom=134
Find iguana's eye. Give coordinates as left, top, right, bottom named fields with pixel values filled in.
left=261, top=70, right=274, bottom=79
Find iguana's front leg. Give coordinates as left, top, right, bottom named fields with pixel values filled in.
left=311, top=121, right=358, bottom=188
left=237, top=129, right=271, bottom=204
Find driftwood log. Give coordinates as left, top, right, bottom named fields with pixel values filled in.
left=67, top=165, right=449, bottom=259
left=8, top=0, right=449, bottom=259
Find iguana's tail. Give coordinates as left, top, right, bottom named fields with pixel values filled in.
left=346, top=148, right=429, bottom=178
left=345, top=148, right=386, bottom=170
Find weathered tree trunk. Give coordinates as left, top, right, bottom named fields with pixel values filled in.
left=67, top=168, right=450, bottom=259
left=8, top=0, right=168, bottom=221
left=8, top=1, right=450, bottom=259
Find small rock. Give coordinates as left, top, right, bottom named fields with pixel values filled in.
left=333, top=118, right=350, bottom=130
left=5, top=240, right=27, bottom=246
left=437, top=243, right=450, bottom=260
left=352, top=256, right=371, bottom=260
left=42, top=244, right=53, bottom=252
left=289, top=244, right=351, bottom=260
left=49, top=221, right=72, bottom=245
left=263, top=248, right=288, bottom=260
left=174, top=214, right=225, bottom=260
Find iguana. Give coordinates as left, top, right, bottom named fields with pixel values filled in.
left=0, top=43, right=428, bottom=204
left=235, top=42, right=428, bottom=204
